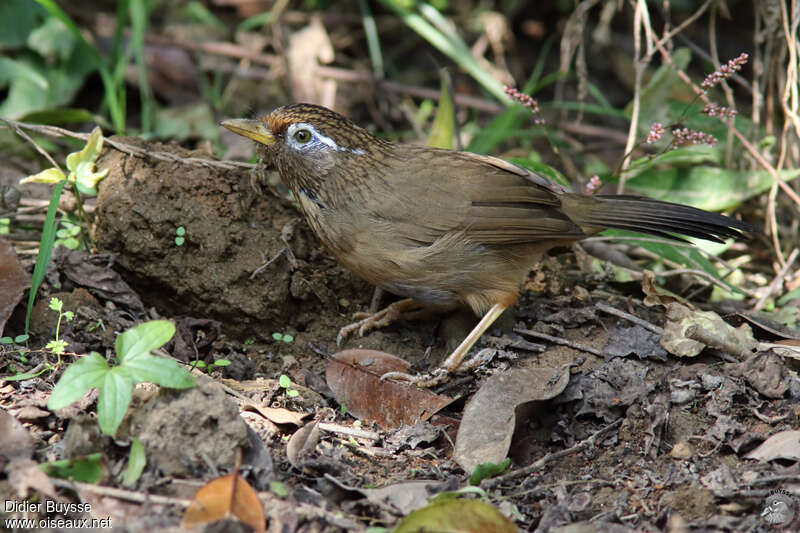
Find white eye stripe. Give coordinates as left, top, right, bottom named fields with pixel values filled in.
left=287, top=123, right=364, bottom=155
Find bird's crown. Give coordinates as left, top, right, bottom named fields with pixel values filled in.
left=263, top=103, right=383, bottom=154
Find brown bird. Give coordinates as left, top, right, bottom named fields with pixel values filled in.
left=222, top=104, right=750, bottom=386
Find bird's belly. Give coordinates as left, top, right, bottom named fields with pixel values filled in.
left=379, top=282, right=460, bottom=311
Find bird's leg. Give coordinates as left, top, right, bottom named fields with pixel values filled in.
left=336, top=298, right=424, bottom=346
left=381, top=303, right=508, bottom=387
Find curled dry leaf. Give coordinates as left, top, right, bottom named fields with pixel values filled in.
left=286, top=419, right=320, bottom=470
left=454, top=365, right=571, bottom=473
left=242, top=403, right=309, bottom=426
left=661, top=302, right=757, bottom=358
left=182, top=473, right=265, bottom=532
left=325, top=350, right=454, bottom=429
left=0, top=238, right=29, bottom=335
left=745, top=430, right=800, bottom=462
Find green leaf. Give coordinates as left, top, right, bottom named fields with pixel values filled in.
left=269, top=480, right=288, bottom=498
left=279, top=374, right=292, bottom=388
left=376, top=0, right=507, bottom=102
left=509, top=157, right=570, bottom=187
left=393, top=498, right=519, bottom=533
left=469, top=458, right=511, bottom=485
left=623, top=166, right=800, bottom=211
left=121, top=437, right=146, bottom=486
left=115, top=320, right=176, bottom=362
left=96, top=368, right=133, bottom=435
left=627, top=48, right=692, bottom=128
left=0, top=57, right=49, bottom=90
left=427, top=78, right=455, bottom=149
left=0, top=0, right=46, bottom=49
left=600, top=229, right=738, bottom=289
left=20, top=107, right=95, bottom=125
left=40, top=453, right=104, bottom=483
left=27, top=16, right=75, bottom=61
left=65, top=126, right=109, bottom=196
left=120, top=354, right=195, bottom=389
left=24, top=179, right=65, bottom=336
left=778, top=289, right=800, bottom=306
left=47, top=352, right=108, bottom=410
left=466, top=106, right=529, bottom=154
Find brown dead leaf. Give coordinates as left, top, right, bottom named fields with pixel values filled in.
left=8, top=458, right=57, bottom=500
left=182, top=473, right=265, bottom=532
left=661, top=302, right=757, bottom=358
left=55, top=249, right=143, bottom=311
left=242, top=404, right=309, bottom=426
left=641, top=270, right=689, bottom=307
left=287, top=15, right=336, bottom=107
left=0, top=238, right=29, bottom=335
left=454, top=365, right=571, bottom=473
left=325, top=350, right=454, bottom=429
left=0, top=408, right=34, bottom=462
left=745, top=430, right=800, bottom=462
left=286, top=419, right=320, bottom=470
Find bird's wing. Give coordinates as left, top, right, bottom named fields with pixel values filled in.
left=372, top=147, right=586, bottom=247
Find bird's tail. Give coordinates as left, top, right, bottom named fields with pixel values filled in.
left=562, top=194, right=751, bottom=243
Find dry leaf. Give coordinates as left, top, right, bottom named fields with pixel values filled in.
left=454, top=365, right=571, bottom=473
left=243, top=404, right=309, bottom=426
left=745, top=430, right=800, bottom=462
left=286, top=419, right=320, bottom=469
left=326, top=350, right=453, bottom=429
left=0, top=238, right=29, bottom=335
left=182, top=473, right=265, bottom=532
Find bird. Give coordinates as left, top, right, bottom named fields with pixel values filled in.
left=222, top=103, right=750, bottom=386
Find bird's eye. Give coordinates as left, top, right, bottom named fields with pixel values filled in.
left=293, top=129, right=312, bottom=143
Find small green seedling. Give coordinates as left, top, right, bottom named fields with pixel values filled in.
left=0, top=334, right=29, bottom=345
left=272, top=332, right=294, bottom=343
left=47, top=320, right=195, bottom=436
left=279, top=374, right=299, bottom=397
left=45, top=297, right=74, bottom=359
left=54, top=219, right=83, bottom=249
left=190, top=358, right=231, bottom=373
left=175, top=226, right=186, bottom=246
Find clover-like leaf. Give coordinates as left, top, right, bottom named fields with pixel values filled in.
left=64, top=126, right=109, bottom=196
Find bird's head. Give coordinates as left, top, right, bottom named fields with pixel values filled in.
left=222, top=104, right=388, bottom=191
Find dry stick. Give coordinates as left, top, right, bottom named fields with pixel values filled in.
left=1, top=119, right=64, bottom=173
left=617, top=0, right=652, bottom=193
left=514, top=327, right=603, bottom=356
left=50, top=478, right=190, bottom=507
left=482, top=418, right=622, bottom=489
left=0, top=120, right=254, bottom=171
left=754, top=248, right=799, bottom=311
left=595, top=302, right=663, bottom=334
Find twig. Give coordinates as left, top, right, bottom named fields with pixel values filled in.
left=50, top=478, right=190, bottom=507
left=595, top=302, right=663, bottom=334
left=753, top=248, right=799, bottom=310
left=1, top=120, right=254, bottom=171
left=482, top=418, right=622, bottom=489
left=514, top=327, right=603, bottom=356
left=1, top=119, right=65, bottom=174
left=318, top=422, right=380, bottom=441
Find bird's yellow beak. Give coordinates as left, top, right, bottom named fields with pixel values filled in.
left=220, top=118, right=275, bottom=146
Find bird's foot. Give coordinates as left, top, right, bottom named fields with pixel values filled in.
left=379, top=368, right=450, bottom=388
left=336, top=298, right=421, bottom=346
left=379, top=349, right=488, bottom=388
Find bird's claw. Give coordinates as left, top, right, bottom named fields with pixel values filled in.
left=379, top=368, right=450, bottom=388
